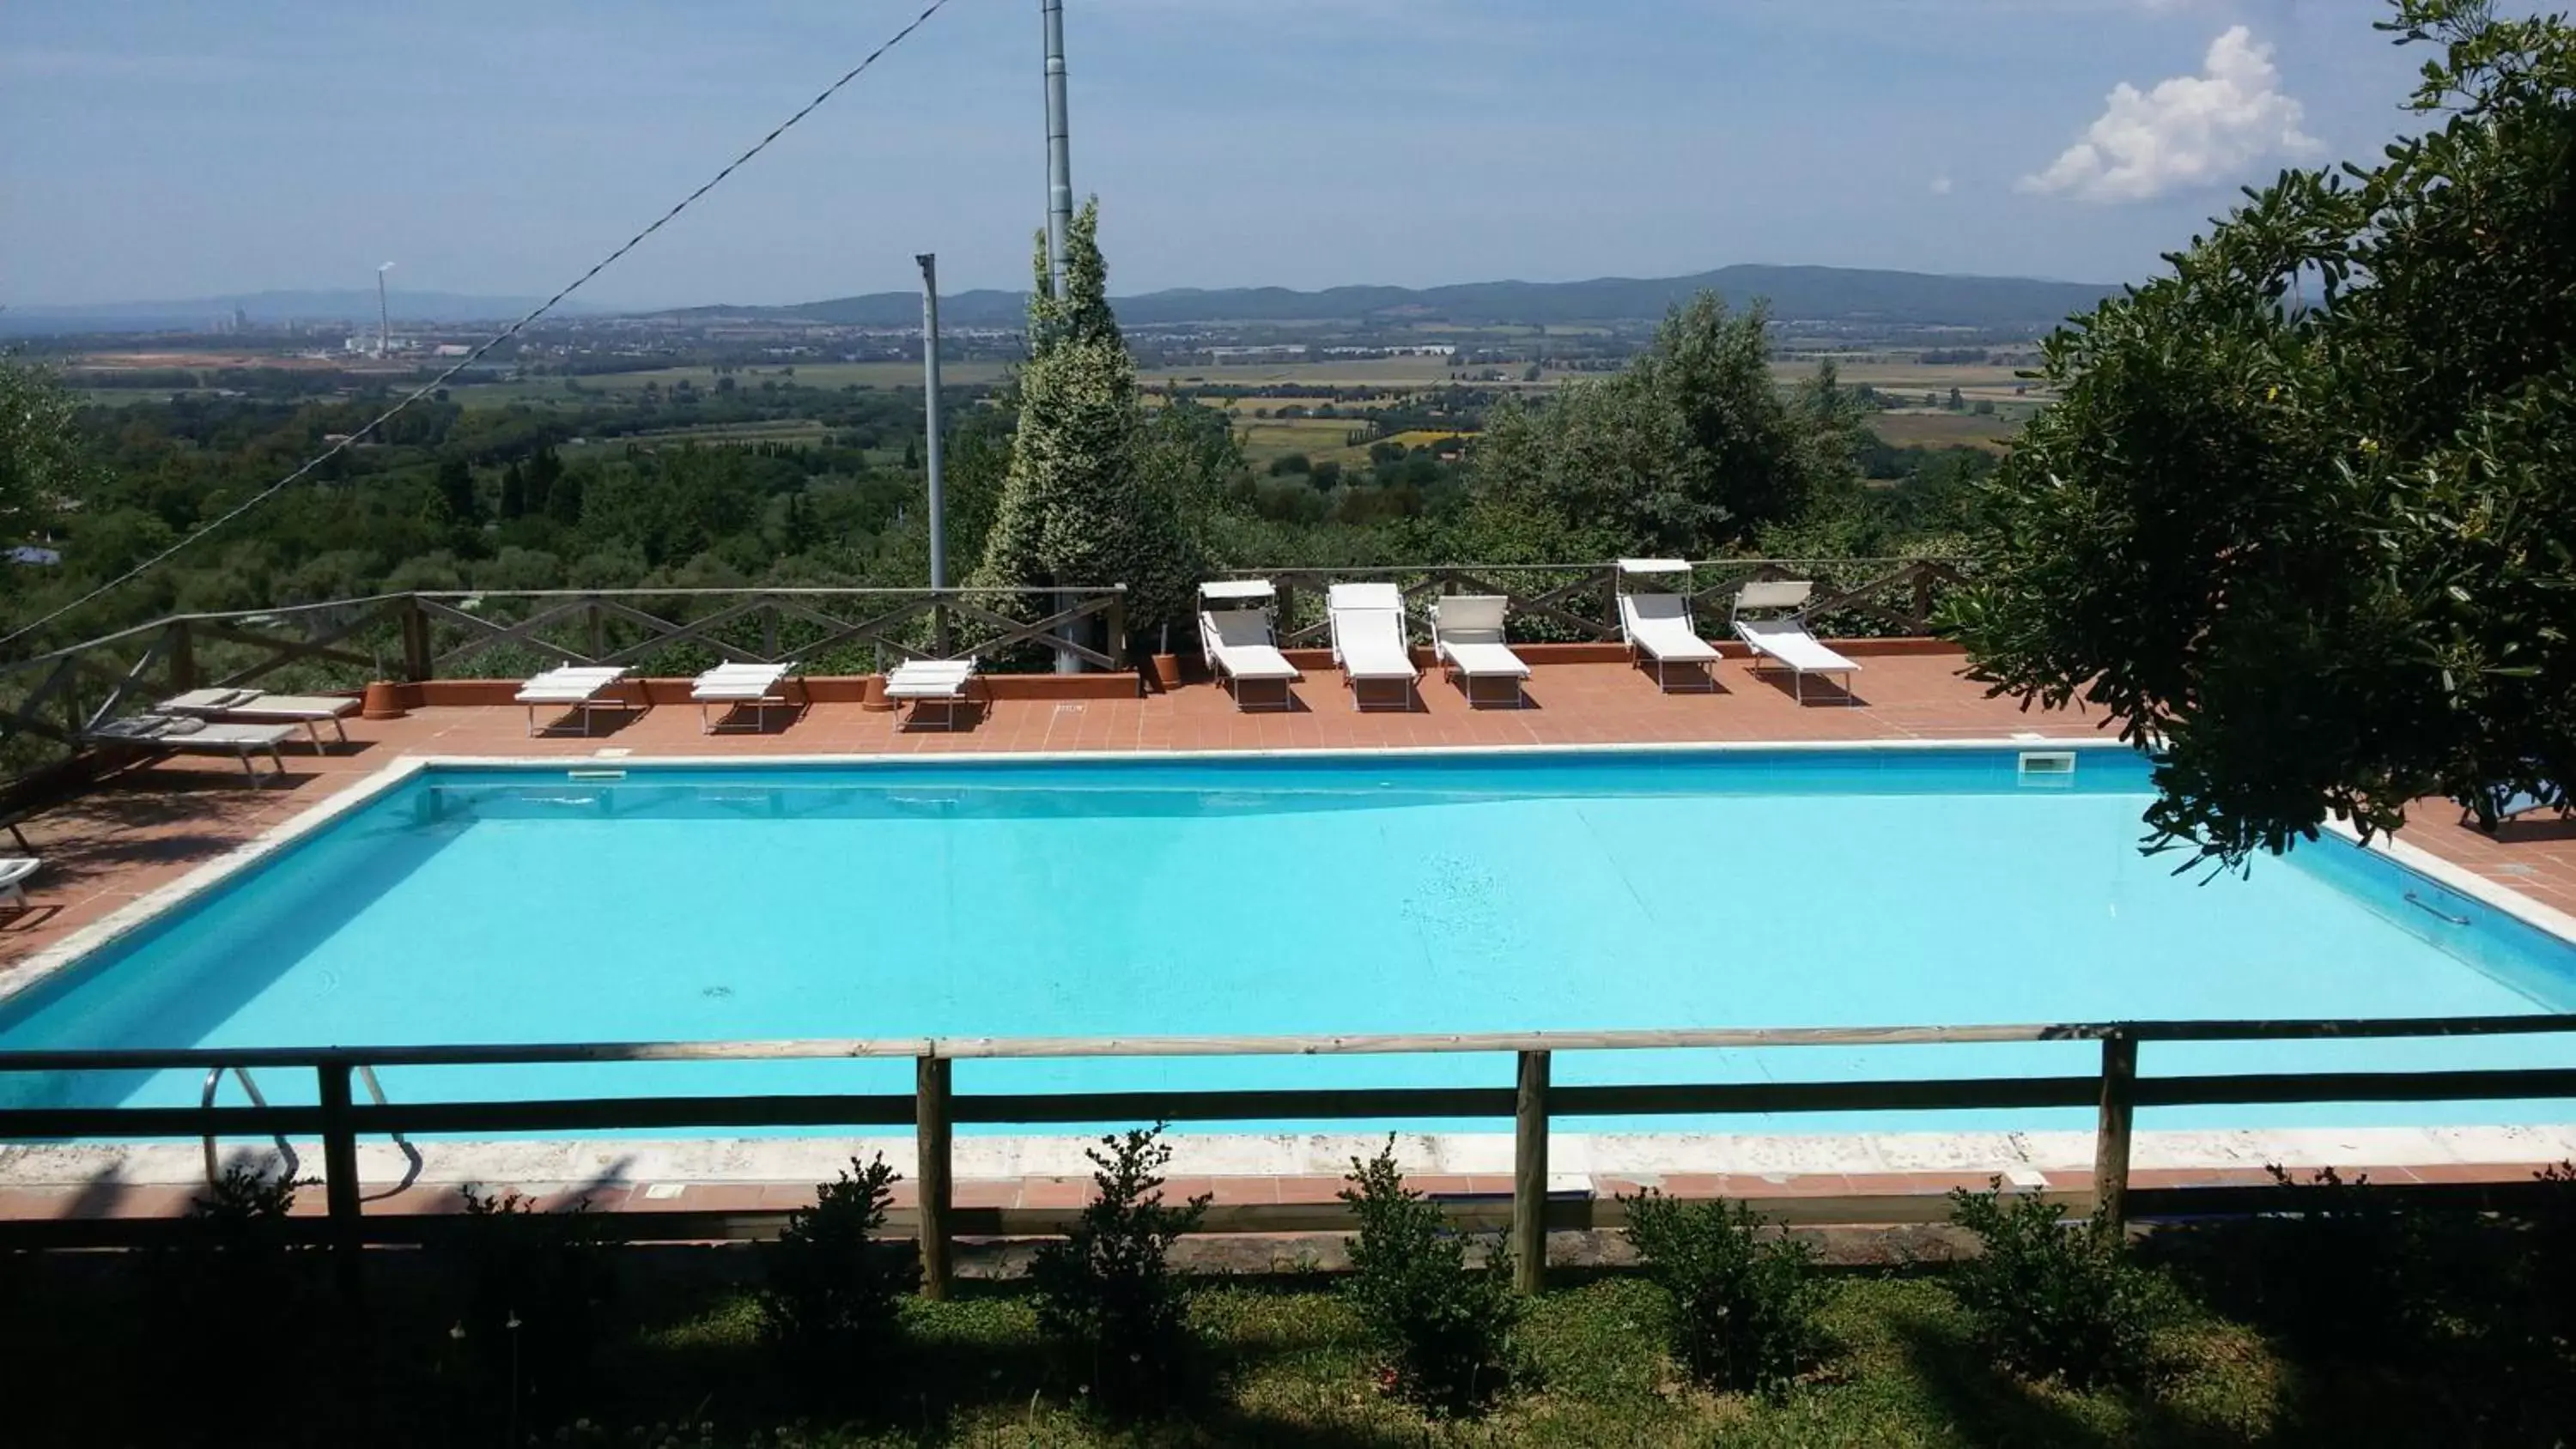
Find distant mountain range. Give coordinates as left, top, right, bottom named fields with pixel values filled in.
left=6, top=264, right=2123, bottom=338
left=664, top=264, right=2123, bottom=331
left=0, top=290, right=605, bottom=336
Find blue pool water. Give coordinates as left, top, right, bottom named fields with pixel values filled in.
left=2, top=747, right=2572, bottom=1135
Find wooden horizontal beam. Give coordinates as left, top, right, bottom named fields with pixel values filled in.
left=6, top=1014, right=2573, bottom=1076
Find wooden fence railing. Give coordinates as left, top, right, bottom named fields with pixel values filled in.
left=0, top=585, right=1127, bottom=789
left=3, top=1011, right=2570, bottom=1295
left=1233, top=557, right=1969, bottom=650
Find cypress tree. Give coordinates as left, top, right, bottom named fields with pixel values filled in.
left=974, top=199, right=1200, bottom=640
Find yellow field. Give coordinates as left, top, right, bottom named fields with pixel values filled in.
left=1383, top=429, right=1469, bottom=450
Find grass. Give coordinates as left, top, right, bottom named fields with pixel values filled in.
left=1868, top=409, right=2024, bottom=452
left=2, top=1248, right=2446, bottom=1447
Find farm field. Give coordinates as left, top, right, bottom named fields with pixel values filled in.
left=446, top=361, right=1014, bottom=408
left=1868, top=409, right=2023, bottom=452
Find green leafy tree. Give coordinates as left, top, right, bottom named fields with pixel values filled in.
left=974, top=199, right=1202, bottom=640
left=0, top=358, right=87, bottom=568
left=1463, top=292, right=1856, bottom=560
left=497, top=461, right=526, bottom=521
left=1945, top=0, right=2576, bottom=866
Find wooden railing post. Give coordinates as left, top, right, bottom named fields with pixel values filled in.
left=933, top=595, right=953, bottom=658
left=398, top=596, right=434, bottom=682
left=916, top=1052, right=952, bottom=1299
left=1105, top=590, right=1127, bottom=673
left=1911, top=561, right=1935, bottom=634
left=2093, top=1033, right=2136, bottom=1229
left=316, top=1060, right=365, bottom=1304
left=1513, top=1048, right=1549, bottom=1294
left=166, top=620, right=196, bottom=694
left=586, top=600, right=605, bottom=662
left=761, top=601, right=780, bottom=662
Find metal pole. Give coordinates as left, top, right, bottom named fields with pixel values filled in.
left=1041, top=0, right=1072, bottom=296
left=1041, top=0, right=1083, bottom=673
left=918, top=254, right=949, bottom=602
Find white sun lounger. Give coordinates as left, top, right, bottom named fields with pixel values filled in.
left=160, top=688, right=361, bottom=750
left=886, top=658, right=980, bottom=731
left=1327, top=582, right=1419, bottom=712
left=516, top=664, right=634, bottom=737
left=1731, top=580, right=1860, bottom=704
left=1199, top=580, right=1301, bottom=712
left=0, top=858, right=36, bottom=909
left=1430, top=594, right=1532, bottom=707
left=1616, top=559, right=1722, bottom=693
left=85, top=715, right=296, bottom=780
left=691, top=661, right=801, bottom=734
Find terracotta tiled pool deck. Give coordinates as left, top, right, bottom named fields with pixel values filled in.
left=3, top=646, right=2572, bottom=1237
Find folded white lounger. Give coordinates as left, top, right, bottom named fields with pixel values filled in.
left=1199, top=580, right=1301, bottom=712
left=0, top=857, right=37, bottom=909
left=160, top=688, right=361, bottom=749
left=1327, top=582, right=1419, bottom=712
left=885, top=658, right=979, bottom=731
left=516, top=664, right=634, bottom=737
left=691, top=661, right=800, bottom=734
left=1616, top=559, right=1722, bottom=692
left=1731, top=580, right=1861, bottom=704
left=1430, top=594, right=1533, bottom=707
left=86, top=714, right=297, bottom=781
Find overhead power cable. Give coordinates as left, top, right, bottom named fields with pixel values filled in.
left=3, top=0, right=959, bottom=655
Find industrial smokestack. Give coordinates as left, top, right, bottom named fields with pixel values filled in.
left=376, top=262, right=396, bottom=359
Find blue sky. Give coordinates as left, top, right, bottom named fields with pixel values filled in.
left=1, top=0, right=2449, bottom=308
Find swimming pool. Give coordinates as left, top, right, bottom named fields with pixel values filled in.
left=3, top=744, right=2572, bottom=1135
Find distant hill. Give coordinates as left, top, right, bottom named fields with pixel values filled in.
left=681, top=264, right=2123, bottom=331
left=0, top=290, right=604, bottom=336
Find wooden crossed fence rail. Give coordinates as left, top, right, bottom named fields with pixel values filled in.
left=1235, top=557, right=1969, bottom=649
left=3, top=1011, right=2570, bottom=1297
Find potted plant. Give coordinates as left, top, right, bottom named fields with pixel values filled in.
left=1151, top=623, right=1182, bottom=692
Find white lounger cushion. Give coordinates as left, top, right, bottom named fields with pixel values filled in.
left=1440, top=640, right=1531, bottom=680
left=692, top=663, right=793, bottom=701
left=517, top=666, right=629, bottom=704
left=1431, top=597, right=1530, bottom=678
left=163, top=690, right=359, bottom=721
left=1202, top=611, right=1300, bottom=681
left=886, top=661, right=975, bottom=699
left=1327, top=584, right=1416, bottom=681
left=0, top=858, right=34, bottom=891
left=1735, top=617, right=1859, bottom=675
left=1620, top=593, right=1722, bottom=663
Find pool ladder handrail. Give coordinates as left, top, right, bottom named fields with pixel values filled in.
left=201, top=1064, right=422, bottom=1189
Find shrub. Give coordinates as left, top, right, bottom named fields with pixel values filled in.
left=1030, top=1125, right=1211, bottom=1417
left=1620, top=1189, right=1827, bottom=1396
left=758, top=1155, right=917, bottom=1359
left=450, top=1185, right=618, bottom=1428
left=1946, top=1179, right=2160, bottom=1386
left=158, top=1163, right=315, bottom=1391
left=1339, top=1139, right=1520, bottom=1414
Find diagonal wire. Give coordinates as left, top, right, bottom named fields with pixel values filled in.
left=4, top=0, right=959, bottom=656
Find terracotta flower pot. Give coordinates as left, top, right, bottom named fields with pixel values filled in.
left=860, top=672, right=896, bottom=712
left=359, top=680, right=407, bottom=721
left=1151, top=653, right=1183, bottom=691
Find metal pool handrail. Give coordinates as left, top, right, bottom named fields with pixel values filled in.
left=6, top=1009, right=2575, bottom=1298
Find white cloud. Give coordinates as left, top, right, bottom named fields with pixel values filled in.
left=2020, top=26, right=2321, bottom=203
left=1929, top=175, right=1955, bottom=195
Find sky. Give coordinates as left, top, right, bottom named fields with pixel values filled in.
left=0, top=0, right=2461, bottom=309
